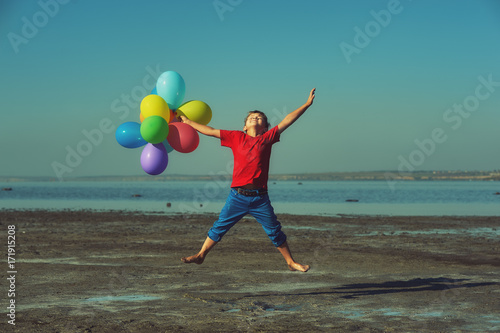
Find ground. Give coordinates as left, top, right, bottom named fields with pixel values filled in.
left=1, top=210, right=499, bottom=332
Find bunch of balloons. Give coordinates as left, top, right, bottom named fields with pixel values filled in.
left=115, top=71, right=212, bottom=175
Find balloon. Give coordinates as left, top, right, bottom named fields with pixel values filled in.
left=168, top=109, right=176, bottom=123
left=167, top=122, right=199, bottom=153
left=140, top=94, right=170, bottom=123
left=162, top=139, right=174, bottom=153
left=141, top=143, right=168, bottom=175
left=140, top=116, right=169, bottom=144
left=176, top=100, right=212, bottom=125
left=151, top=87, right=157, bottom=95
left=170, top=111, right=179, bottom=123
left=115, top=122, right=147, bottom=148
left=156, top=71, right=185, bottom=110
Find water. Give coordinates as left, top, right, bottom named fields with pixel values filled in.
left=0, top=180, right=499, bottom=216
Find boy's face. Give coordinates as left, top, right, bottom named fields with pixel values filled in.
left=244, top=113, right=268, bottom=133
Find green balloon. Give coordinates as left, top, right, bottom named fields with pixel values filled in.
left=140, top=116, right=169, bottom=144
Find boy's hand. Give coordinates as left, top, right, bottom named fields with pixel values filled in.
left=176, top=113, right=221, bottom=138
left=277, top=88, right=316, bottom=134
left=307, top=88, right=316, bottom=106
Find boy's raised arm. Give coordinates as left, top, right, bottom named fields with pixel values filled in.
left=278, top=88, right=315, bottom=134
left=178, top=115, right=221, bottom=138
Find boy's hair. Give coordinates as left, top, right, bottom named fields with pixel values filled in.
left=244, top=110, right=271, bottom=129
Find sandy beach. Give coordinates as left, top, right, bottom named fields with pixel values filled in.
left=1, top=209, right=499, bottom=332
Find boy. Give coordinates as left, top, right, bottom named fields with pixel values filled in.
left=180, top=88, right=315, bottom=272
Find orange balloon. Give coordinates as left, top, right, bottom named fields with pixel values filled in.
left=168, top=109, right=176, bottom=123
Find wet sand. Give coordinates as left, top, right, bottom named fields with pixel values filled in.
left=1, top=210, right=499, bottom=332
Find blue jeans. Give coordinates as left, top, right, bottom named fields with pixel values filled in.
left=208, top=189, right=287, bottom=247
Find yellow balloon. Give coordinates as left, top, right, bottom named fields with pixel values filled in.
left=176, top=100, right=212, bottom=125
left=140, top=95, right=170, bottom=123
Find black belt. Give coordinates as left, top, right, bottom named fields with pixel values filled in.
left=234, top=187, right=268, bottom=196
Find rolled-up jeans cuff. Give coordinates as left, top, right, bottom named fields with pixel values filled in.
left=207, top=230, right=221, bottom=242
left=273, top=234, right=287, bottom=247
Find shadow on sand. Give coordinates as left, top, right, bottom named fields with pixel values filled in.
left=246, top=277, right=500, bottom=299
left=330, top=277, right=499, bottom=299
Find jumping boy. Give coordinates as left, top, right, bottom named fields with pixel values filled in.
left=180, top=88, right=315, bottom=272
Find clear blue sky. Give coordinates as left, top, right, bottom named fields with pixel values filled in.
left=1, top=0, right=499, bottom=179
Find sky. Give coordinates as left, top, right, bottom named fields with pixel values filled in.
left=1, top=0, right=499, bottom=179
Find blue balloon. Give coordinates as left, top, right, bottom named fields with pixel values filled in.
left=116, top=122, right=147, bottom=148
left=151, top=87, right=157, bottom=95
left=162, top=139, right=175, bottom=153
left=156, top=71, right=185, bottom=110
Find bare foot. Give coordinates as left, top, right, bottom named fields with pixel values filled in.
left=181, top=253, right=205, bottom=264
left=288, top=262, right=310, bottom=272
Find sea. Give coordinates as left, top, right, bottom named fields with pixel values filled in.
left=1, top=180, right=499, bottom=216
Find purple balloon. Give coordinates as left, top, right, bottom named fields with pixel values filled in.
left=140, top=143, right=168, bottom=175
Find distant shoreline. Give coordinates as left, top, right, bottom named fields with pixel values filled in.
left=1, top=170, right=499, bottom=182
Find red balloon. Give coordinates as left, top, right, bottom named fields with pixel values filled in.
left=167, top=122, right=199, bottom=153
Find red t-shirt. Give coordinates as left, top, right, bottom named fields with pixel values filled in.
left=220, top=126, right=280, bottom=189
